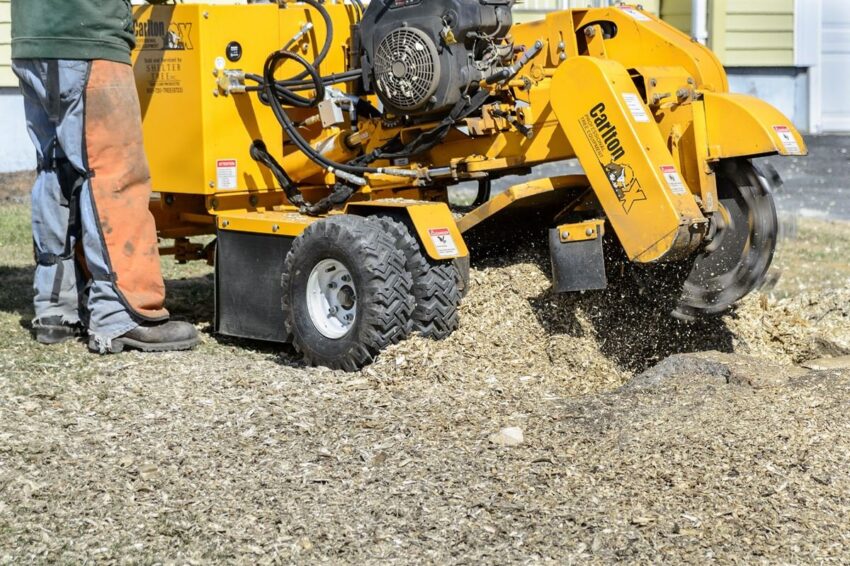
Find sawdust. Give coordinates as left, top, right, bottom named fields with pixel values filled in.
left=3, top=217, right=850, bottom=561
left=371, top=246, right=850, bottom=387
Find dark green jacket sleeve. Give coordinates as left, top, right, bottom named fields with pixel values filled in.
left=11, top=0, right=136, bottom=64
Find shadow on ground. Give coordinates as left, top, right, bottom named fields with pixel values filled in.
left=0, top=264, right=217, bottom=329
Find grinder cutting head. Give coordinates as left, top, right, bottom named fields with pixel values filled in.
left=672, top=159, right=779, bottom=321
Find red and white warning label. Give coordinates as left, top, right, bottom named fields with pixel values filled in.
left=660, top=165, right=687, bottom=195
left=428, top=227, right=459, bottom=258
left=216, top=159, right=238, bottom=190
left=773, top=125, right=802, bottom=155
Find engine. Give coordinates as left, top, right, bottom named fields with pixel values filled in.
left=360, top=0, right=515, bottom=118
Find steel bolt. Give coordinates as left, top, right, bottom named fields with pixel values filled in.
left=559, top=52, right=567, bottom=61
left=272, top=224, right=280, bottom=233
left=344, top=314, right=354, bottom=322
left=221, top=220, right=229, bottom=228
left=584, top=27, right=597, bottom=39
left=328, top=282, right=337, bottom=289
left=328, top=306, right=338, bottom=315
left=586, top=228, right=594, bottom=236
left=341, top=274, right=351, bottom=283
left=561, top=231, right=570, bottom=240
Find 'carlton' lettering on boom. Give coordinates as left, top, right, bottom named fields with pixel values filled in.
left=588, top=102, right=626, bottom=161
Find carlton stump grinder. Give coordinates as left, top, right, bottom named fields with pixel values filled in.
left=132, top=0, right=806, bottom=369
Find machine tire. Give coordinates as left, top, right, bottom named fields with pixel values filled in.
left=369, top=216, right=462, bottom=339
left=281, top=215, right=414, bottom=370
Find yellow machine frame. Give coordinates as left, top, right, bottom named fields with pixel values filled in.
left=134, top=3, right=804, bottom=267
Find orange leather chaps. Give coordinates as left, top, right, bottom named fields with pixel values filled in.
left=84, top=60, right=168, bottom=321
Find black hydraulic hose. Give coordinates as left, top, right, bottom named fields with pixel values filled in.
left=249, top=140, right=304, bottom=206
left=262, top=50, right=382, bottom=179
left=244, top=69, right=361, bottom=94
left=288, top=0, right=334, bottom=81
left=263, top=50, right=325, bottom=107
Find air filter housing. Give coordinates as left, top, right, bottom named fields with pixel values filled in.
left=360, top=0, right=514, bottom=118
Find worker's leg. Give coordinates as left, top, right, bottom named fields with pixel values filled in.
left=12, top=60, right=87, bottom=342
left=35, top=59, right=159, bottom=350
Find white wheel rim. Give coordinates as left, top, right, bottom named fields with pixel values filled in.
left=306, top=259, right=358, bottom=339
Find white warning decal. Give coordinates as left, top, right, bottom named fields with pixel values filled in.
left=660, top=165, right=687, bottom=195
left=622, top=93, right=650, bottom=123
left=428, top=227, right=459, bottom=257
left=773, top=125, right=802, bottom=155
left=620, top=6, right=652, bottom=21
left=216, top=159, right=238, bottom=190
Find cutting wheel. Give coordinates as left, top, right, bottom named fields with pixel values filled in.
left=671, top=159, right=779, bottom=321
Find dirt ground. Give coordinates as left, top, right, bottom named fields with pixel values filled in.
left=2, top=173, right=850, bottom=563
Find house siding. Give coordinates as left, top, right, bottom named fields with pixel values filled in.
left=0, top=0, right=12, bottom=87
left=661, top=0, right=795, bottom=67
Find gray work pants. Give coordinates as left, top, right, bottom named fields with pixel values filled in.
left=13, top=59, right=139, bottom=343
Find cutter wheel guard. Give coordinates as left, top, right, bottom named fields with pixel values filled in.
left=133, top=1, right=806, bottom=370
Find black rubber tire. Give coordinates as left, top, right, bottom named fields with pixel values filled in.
left=281, top=215, right=414, bottom=370
left=368, top=216, right=462, bottom=339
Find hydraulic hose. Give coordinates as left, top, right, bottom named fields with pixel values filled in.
left=288, top=0, right=334, bottom=81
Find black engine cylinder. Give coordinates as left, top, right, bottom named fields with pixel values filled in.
left=360, top=0, right=514, bottom=117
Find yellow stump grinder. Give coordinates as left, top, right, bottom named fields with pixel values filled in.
left=133, top=1, right=806, bottom=369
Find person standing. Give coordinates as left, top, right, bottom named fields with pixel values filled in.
left=11, top=0, right=200, bottom=353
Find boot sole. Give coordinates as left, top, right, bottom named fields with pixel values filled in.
left=90, top=336, right=200, bottom=354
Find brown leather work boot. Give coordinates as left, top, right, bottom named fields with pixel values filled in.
left=89, top=320, right=200, bottom=353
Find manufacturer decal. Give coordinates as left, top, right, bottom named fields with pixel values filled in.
left=216, top=159, right=238, bottom=190
left=660, top=165, right=687, bottom=195
left=773, top=125, right=802, bottom=155
left=579, top=102, right=647, bottom=213
left=135, top=20, right=194, bottom=51
left=428, top=228, right=459, bottom=257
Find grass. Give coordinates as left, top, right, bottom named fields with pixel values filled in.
left=771, top=217, right=850, bottom=296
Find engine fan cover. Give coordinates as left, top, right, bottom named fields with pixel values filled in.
left=373, top=27, right=441, bottom=112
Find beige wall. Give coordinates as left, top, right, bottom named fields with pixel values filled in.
left=661, top=0, right=795, bottom=67
left=0, top=0, right=12, bottom=87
